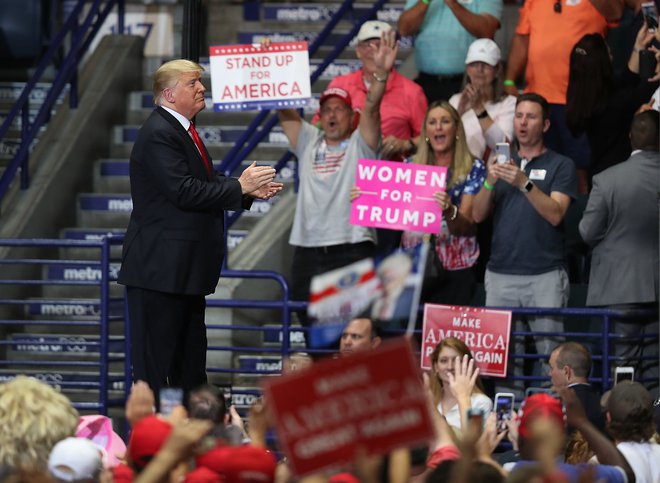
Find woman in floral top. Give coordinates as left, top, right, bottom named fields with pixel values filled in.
left=401, top=100, right=486, bottom=305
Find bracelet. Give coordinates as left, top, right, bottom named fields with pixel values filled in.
left=373, top=71, right=389, bottom=83
left=483, top=179, right=495, bottom=190
left=447, top=204, right=458, bottom=221
left=503, top=79, right=516, bottom=87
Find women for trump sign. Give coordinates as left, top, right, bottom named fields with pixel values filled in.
left=209, top=41, right=311, bottom=111
left=350, top=159, right=447, bottom=234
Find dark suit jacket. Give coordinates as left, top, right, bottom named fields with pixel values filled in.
left=570, top=383, right=605, bottom=433
left=118, top=107, right=250, bottom=295
left=579, top=150, right=659, bottom=306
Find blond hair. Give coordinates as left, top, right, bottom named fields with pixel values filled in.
left=413, top=101, right=476, bottom=189
left=0, top=376, right=79, bottom=470
left=153, top=59, right=204, bottom=106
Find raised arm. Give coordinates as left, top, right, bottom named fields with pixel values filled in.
left=504, top=34, right=529, bottom=96
left=444, top=0, right=500, bottom=39
left=472, top=156, right=498, bottom=223
left=276, top=108, right=303, bottom=149
left=589, top=0, right=625, bottom=22
left=359, top=30, right=398, bottom=151
left=491, top=162, right=572, bottom=226
left=398, top=1, right=428, bottom=37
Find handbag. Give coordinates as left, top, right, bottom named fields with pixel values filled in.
left=422, top=235, right=446, bottom=297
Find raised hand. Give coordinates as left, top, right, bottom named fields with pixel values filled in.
left=372, top=29, right=399, bottom=76
left=446, top=354, right=479, bottom=402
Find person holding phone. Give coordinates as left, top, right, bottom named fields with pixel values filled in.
left=428, top=337, right=493, bottom=431
left=473, top=93, right=577, bottom=395
left=450, top=38, right=517, bottom=161
left=399, top=102, right=486, bottom=306
left=565, top=25, right=658, bottom=180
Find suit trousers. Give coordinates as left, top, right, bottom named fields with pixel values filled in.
left=126, top=286, right=208, bottom=400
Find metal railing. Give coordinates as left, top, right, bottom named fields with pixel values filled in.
left=0, top=0, right=125, bottom=206
left=0, top=237, right=657, bottom=413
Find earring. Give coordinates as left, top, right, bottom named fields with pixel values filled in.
left=425, top=136, right=430, bottom=143
left=455, top=135, right=459, bottom=141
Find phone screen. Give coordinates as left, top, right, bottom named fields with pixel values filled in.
left=642, top=2, right=659, bottom=30
left=495, top=143, right=510, bottom=164
left=495, top=393, right=514, bottom=432
left=615, top=368, right=634, bottom=384
left=160, top=387, right=183, bottom=416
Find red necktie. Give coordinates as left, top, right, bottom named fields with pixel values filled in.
left=188, top=123, right=213, bottom=175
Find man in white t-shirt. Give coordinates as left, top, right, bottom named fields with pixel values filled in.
left=275, top=31, right=398, bottom=326
left=604, top=381, right=660, bottom=483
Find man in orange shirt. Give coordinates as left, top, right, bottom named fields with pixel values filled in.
left=504, top=0, right=623, bottom=192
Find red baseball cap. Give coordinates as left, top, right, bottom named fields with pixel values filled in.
left=319, top=87, right=352, bottom=109
left=196, top=444, right=277, bottom=482
left=329, top=472, right=360, bottom=483
left=112, top=463, right=135, bottom=482
left=128, top=416, right=173, bottom=469
left=518, top=393, right=565, bottom=439
left=185, top=467, right=222, bottom=482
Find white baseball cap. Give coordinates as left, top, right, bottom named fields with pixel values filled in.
left=465, top=38, right=501, bottom=66
left=357, top=21, right=392, bottom=42
left=48, top=437, right=104, bottom=482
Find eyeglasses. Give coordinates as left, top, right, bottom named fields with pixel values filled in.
left=554, top=0, right=561, bottom=13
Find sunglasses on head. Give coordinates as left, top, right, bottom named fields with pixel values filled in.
left=554, top=0, right=561, bottom=13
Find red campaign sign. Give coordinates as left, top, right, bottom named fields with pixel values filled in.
left=262, top=338, right=434, bottom=477
left=421, top=305, right=512, bottom=378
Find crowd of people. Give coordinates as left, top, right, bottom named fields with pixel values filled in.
left=1, top=333, right=660, bottom=482
left=75, top=0, right=660, bottom=481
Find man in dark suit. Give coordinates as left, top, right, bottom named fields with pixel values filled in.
left=118, top=59, right=282, bottom=399
left=579, top=110, right=659, bottom=386
left=548, top=341, right=605, bottom=433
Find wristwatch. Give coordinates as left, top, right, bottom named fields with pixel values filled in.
left=476, top=109, right=488, bottom=119
left=520, top=179, right=535, bottom=193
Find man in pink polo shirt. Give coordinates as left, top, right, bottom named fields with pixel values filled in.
left=312, top=21, right=428, bottom=163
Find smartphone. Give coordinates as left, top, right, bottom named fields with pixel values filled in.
left=159, top=387, right=183, bottom=416
left=494, top=392, right=515, bottom=432
left=642, top=1, right=659, bottom=31
left=614, top=366, right=634, bottom=384
left=495, top=142, right=510, bottom=165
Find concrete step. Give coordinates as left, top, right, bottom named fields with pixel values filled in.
left=59, top=227, right=126, bottom=260
left=258, top=2, right=404, bottom=24
left=7, top=333, right=125, bottom=358
left=235, top=29, right=414, bottom=53
left=23, top=297, right=124, bottom=320
left=0, top=370, right=126, bottom=401
left=261, top=324, right=306, bottom=347
left=109, top=138, right=290, bottom=161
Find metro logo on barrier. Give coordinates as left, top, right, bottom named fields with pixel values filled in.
left=263, top=338, right=433, bottom=477
left=422, top=305, right=512, bottom=378
left=210, top=42, right=311, bottom=112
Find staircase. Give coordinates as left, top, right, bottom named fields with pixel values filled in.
left=0, top=0, right=418, bottom=416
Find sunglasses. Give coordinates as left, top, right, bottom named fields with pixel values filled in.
left=554, top=0, right=561, bottom=13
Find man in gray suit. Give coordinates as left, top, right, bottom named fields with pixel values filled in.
left=579, top=110, right=659, bottom=387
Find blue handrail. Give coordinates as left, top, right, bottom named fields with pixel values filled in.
left=0, top=0, right=125, bottom=206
